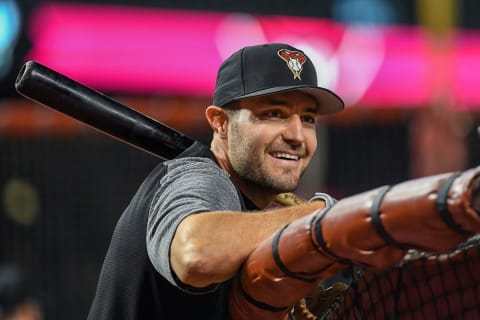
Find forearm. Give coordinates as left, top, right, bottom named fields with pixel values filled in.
left=171, top=200, right=326, bottom=287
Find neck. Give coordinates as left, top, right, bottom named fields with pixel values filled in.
left=229, top=172, right=276, bottom=209
left=210, top=140, right=275, bottom=209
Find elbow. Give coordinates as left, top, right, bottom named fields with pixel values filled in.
left=171, top=214, right=235, bottom=287
left=173, top=245, right=220, bottom=288
left=171, top=224, right=222, bottom=287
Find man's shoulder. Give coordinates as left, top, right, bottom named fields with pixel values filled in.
left=176, top=141, right=214, bottom=160
left=165, top=156, right=218, bottom=170
left=163, top=157, right=230, bottom=186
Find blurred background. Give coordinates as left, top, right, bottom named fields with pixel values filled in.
left=1, top=0, right=480, bottom=318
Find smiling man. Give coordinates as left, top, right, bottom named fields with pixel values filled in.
left=87, top=43, right=344, bottom=320
left=210, top=91, right=320, bottom=207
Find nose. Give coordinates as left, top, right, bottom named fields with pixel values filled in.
left=282, top=115, right=305, bottom=144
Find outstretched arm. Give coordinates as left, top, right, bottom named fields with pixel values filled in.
left=171, top=200, right=326, bottom=288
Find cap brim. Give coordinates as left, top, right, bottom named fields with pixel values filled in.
left=234, top=86, right=344, bottom=115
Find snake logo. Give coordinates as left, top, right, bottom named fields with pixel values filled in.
left=277, top=49, right=307, bottom=80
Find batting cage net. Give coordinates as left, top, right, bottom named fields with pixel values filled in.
left=296, top=235, right=480, bottom=320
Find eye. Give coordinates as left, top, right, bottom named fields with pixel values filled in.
left=301, top=115, right=317, bottom=125
left=265, top=110, right=285, bottom=119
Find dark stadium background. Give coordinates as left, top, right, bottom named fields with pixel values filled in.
left=1, top=1, right=480, bottom=318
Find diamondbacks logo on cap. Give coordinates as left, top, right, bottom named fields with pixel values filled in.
left=277, top=49, right=307, bottom=80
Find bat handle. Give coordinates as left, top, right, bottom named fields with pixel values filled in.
left=15, top=61, right=195, bottom=160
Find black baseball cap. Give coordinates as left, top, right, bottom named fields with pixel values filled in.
left=213, top=43, right=344, bottom=114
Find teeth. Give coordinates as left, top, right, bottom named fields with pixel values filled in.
left=272, top=153, right=299, bottom=160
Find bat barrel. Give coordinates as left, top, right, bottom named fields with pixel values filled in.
left=15, top=61, right=194, bottom=160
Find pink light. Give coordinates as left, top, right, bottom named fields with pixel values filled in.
left=361, top=27, right=434, bottom=108
left=26, top=3, right=480, bottom=108
left=452, top=32, right=480, bottom=109
left=28, top=4, right=224, bottom=95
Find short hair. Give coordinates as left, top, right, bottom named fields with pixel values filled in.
left=221, top=100, right=242, bottom=120
left=221, top=100, right=240, bottom=111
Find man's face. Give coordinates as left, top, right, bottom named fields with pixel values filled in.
left=227, top=91, right=319, bottom=193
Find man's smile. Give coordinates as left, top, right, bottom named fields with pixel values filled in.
left=270, top=152, right=300, bottom=161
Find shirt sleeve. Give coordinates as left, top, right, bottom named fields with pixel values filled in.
left=146, top=157, right=241, bottom=293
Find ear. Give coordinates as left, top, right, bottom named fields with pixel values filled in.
left=205, top=106, right=229, bottom=138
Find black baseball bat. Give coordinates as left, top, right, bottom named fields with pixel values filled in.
left=14, top=61, right=195, bottom=160
left=14, top=61, right=306, bottom=206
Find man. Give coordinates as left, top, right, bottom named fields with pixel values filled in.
left=87, top=43, right=344, bottom=319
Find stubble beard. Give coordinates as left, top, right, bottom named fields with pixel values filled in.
left=228, top=124, right=305, bottom=193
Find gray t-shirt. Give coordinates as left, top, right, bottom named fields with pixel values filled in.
left=146, top=157, right=242, bottom=292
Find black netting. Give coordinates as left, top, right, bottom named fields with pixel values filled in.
left=321, top=236, right=480, bottom=320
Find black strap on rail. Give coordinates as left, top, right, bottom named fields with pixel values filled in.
left=370, top=185, right=409, bottom=250
left=436, top=172, right=472, bottom=235
left=236, top=276, right=289, bottom=313
left=312, top=208, right=352, bottom=265
left=272, top=224, right=316, bottom=283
